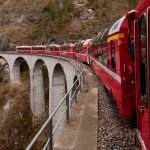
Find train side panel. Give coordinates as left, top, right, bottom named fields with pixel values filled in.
left=90, top=57, right=123, bottom=116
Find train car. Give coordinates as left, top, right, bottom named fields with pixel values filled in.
left=46, top=44, right=60, bottom=55
left=32, top=45, right=46, bottom=54
left=75, top=39, right=92, bottom=64
left=67, top=44, right=76, bottom=58
left=133, top=0, right=150, bottom=149
left=60, top=43, right=75, bottom=58
left=16, top=46, right=32, bottom=53
left=90, top=14, right=136, bottom=122
left=91, top=28, right=111, bottom=57
left=73, top=40, right=84, bottom=59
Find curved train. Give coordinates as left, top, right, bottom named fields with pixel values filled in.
left=16, top=0, right=150, bottom=149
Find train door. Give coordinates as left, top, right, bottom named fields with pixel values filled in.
left=135, top=12, right=149, bottom=149
left=147, top=6, right=150, bottom=150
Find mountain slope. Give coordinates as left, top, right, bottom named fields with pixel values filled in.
left=0, top=0, right=139, bottom=50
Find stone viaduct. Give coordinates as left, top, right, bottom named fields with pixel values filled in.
left=0, top=52, right=81, bottom=116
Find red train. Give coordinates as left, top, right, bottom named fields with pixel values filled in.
left=16, top=0, right=150, bottom=149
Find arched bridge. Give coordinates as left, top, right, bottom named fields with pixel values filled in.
left=0, top=52, right=83, bottom=116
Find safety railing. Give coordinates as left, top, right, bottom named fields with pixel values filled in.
left=26, top=60, right=84, bottom=150
left=69, top=59, right=83, bottom=72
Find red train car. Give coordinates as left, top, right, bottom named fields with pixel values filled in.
left=60, top=43, right=75, bottom=58
left=46, top=44, right=60, bottom=55
left=75, top=39, right=92, bottom=64
left=91, top=28, right=111, bottom=57
left=16, top=46, right=32, bottom=53
left=90, top=15, right=135, bottom=121
left=133, top=0, right=150, bottom=149
left=32, top=45, right=46, bottom=54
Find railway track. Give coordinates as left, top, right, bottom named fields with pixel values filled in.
left=97, top=82, right=138, bottom=150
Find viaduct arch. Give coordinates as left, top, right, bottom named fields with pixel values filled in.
left=0, top=53, right=80, bottom=116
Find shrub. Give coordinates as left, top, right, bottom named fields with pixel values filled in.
left=44, top=0, right=74, bottom=26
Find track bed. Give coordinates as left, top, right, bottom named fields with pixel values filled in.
left=97, top=83, right=138, bottom=150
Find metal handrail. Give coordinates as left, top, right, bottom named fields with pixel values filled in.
left=26, top=60, right=84, bottom=150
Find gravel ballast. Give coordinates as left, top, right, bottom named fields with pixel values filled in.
left=97, top=84, right=138, bottom=150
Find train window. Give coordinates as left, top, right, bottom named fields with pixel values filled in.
left=95, top=31, right=103, bottom=42
left=63, top=45, right=69, bottom=51
left=128, top=20, right=135, bottom=61
left=98, top=48, right=103, bottom=62
left=103, top=47, right=109, bottom=66
left=139, top=15, right=147, bottom=107
left=110, top=40, right=116, bottom=72
left=101, top=28, right=110, bottom=42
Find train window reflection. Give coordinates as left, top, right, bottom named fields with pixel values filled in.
left=103, top=45, right=109, bottom=66
left=128, top=20, right=135, bottom=60
left=110, top=40, right=116, bottom=72
left=139, top=15, right=147, bottom=107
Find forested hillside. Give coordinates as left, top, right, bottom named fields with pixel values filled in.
left=0, top=0, right=139, bottom=50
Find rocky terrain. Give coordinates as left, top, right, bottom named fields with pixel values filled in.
left=0, top=0, right=139, bottom=51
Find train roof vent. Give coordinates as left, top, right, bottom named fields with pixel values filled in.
left=108, top=16, right=125, bottom=36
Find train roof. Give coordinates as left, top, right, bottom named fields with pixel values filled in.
left=83, top=39, right=92, bottom=46
left=46, top=44, right=58, bottom=47
left=74, top=40, right=85, bottom=46
left=32, top=45, right=46, bottom=48
left=108, top=16, right=125, bottom=36
left=136, top=0, right=150, bottom=13
left=16, top=45, right=32, bottom=49
left=93, top=26, right=111, bottom=42
left=69, top=43, right=74, bottom=47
